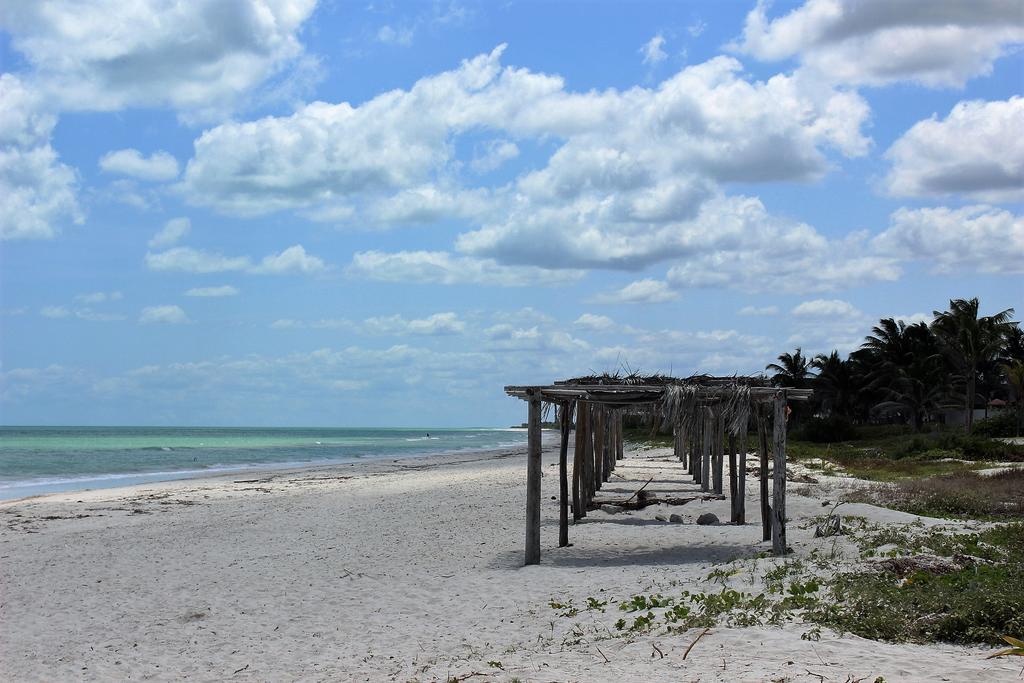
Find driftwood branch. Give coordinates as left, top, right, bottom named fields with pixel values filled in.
left=592, top=494, right=725, bottom=511
left=682, top=628, right=711, bottom=660
left=622, top=476, right=654, bottom=503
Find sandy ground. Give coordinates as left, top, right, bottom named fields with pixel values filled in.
left=0, top=436, right=1018, bottom=682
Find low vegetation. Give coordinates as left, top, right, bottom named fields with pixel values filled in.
left=550, top=522, right=1024, bottom=647
left=845, top=469, right=1024, bottom=519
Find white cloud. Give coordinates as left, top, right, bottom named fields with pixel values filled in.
left=0, top=74, right=81, bottom=240
left=738, top=305, right=778, bottom=316
left=363, top=312, right=465, bottom=336
left=873, top=205, right=1024, bottom=275
left=148, top=217, right=191, bottom=248
left=74, top=291, right=122, bottom=304
left=591, top=328, right=774, bottom=375
left=377, top=24, right=414, bottom=46
left=99, top=148, right=179, bottom=181
left=885, top=97, right=1024, bottom=202
left=573, top=313, right=616, bottom=331
left=484, top=325, right=590, bottom=353
left=40, top=305, right=70, bottom=318
left=666, top=212, right=902, bottom=293
left=181, top=47, right=868, bottom=241
left=145, top=244, right=327, bottom=275
left=74, top=308, right=125, bottom=322
left=250, top=245, right=326, bottom=275
left=732, top=0, right=1024, bottom=87
left=591, top=279, right=678, bottom=305
left=270, top=318, right=350, bottom=330
left=791, top=299, right=862, bottom=318
left=687, top=20, right=707, bottom=38
left=368, top=185, right=491, bottom=227
left=0, top=0, right=318, bottom=119
left=185, top=285, right=239, bottom=297
left=347, top=250, right=583, bottom=287
left=640, top=34, right=667, bottom=65
left=145, top=247, right=251, bottom=274
left=139, top=305, right=189, bottom=325
left=470, top=139, right=519, bottom=173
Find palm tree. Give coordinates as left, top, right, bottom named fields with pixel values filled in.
left=811, top=351, right=858, bottom=418
left=766, top=348, right=815, bottom=388
left=1004, top=360, right=1024, bottom=436
left=858, top=319, right=951, bottom=430
left=931, top=298, right=1016, bottom=432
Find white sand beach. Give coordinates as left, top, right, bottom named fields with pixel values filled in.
left=0, top=437, right=1017, bottom=682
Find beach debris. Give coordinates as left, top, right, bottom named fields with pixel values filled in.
left=814, top=514, right=843, bottom=538
left=623, top=477, right=655, bottom=504
left=600, top=504, right=624, bottom=514
left=655, top=514, right=669, bottom=521
left=874, top=553, right=993, bottom=577
left=696, top=512, right=719, bottom=525
left=669, top=513, right=684, bottom=523
left=682, top=627, right=711, bottom=660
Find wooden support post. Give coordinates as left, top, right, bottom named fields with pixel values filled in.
left=691, top=417, right=700, bottom=482
left=582, top=403, right=594, bottom=512
left=598, top=409, right=606, bottom=483
left=673, top=427, right=681, bottom=462
left=728, top=433, right=738, bottom=523
left=701, top=409, right=712, bottom=492
left=772, top=391, right=788, bottom=556
left=572, top=401, right=585, bottom=521
left=558, top=401, right=573, bottom=548
left=712, top=410, right=724, bottom=495
left=525, top=389, right=542, bottom=566
left=593, top=407, right=605, bottom=488
left=737, top=429, right=747, bottom=525
left=757, top=404, right=771, bottom=542
left=616, top=412, right=624, bottom=462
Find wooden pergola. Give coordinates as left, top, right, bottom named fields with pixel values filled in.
left=505, top=375, right=813, bottom=565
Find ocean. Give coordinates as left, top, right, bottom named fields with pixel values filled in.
left=0, top=426, right=528, bottom=500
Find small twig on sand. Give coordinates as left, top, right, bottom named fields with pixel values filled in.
left=232, top=664, right=250, bottom=675
left=651, top=643, right=665, bottom=659
left=623, top=477, right=655, bottom=503
left=682, top=628, right=710, bottom=660
left=596, top=647, right=611, bottom=664
left=805, top=669, right=826, bottom=683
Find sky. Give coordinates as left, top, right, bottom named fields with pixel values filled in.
left=1, top=0, right=1022, bottom=427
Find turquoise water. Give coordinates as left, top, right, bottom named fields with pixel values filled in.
left=0, top=426, right=527, bottom=499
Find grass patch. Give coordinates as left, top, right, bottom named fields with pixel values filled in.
left=788, top=427, right=1024, bottom=481
left=808, top=523, right=1024, bottom=645
left=846, top=469, right=1024, bottom=519
left=552, top=523, right=1024, bottom=647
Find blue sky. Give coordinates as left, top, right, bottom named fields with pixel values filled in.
left=1, top=0, right=1022, bottom=427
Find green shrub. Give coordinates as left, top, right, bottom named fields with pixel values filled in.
left=973, top=411, right=1021, bottom=438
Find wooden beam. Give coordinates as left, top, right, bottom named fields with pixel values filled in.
left=701, top=409, right=712, bottom=493
left=690, top=416, right=700, bottom=482
left=757, top=404, right=771, bottom=542
left=772, top=391, right=788, bottom=556
left=728, top=432, right=737, bottom=523
left=572, top=401, right=587, bottom=520
left=582, top=403, right=594, bottom=510
left=737, top=429, right=747, bottom=525
left=615, top=412, right=624, bottom=461
left=558, top=400, right=573, bottom=548
left=525, top=389, right=542, bottom=565
left=712, top=409, right=724, bottom=495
